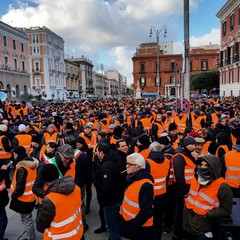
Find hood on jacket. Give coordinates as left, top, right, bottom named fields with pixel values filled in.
left=127, top=168, right=154, bottom=187
left=148, top=151, right=165, bottom=164
left=16, top=156, right=39, bottom=169
left=45, top=176, right=75, bottom=196
left=195, top=154, right=221, bottom=180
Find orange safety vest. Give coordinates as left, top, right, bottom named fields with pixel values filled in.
left=224, top=150, right=240, bottom=188
left=147, top=157, right=170, bottom=196
left=139, top=118, right=152, bottom=132
left=15, top=134, right=32, bottom=153
left=185, top=177, right=226, bottom=215
left=22, top=105, right=29, bottom=115
left=202, top=141, right=211, bottom=155
left=211, top=113, right=219, bottom=128
left=7, top=105, right=15, bottom=119
left=215, top=145, right=229, bottom=157
left=172, top=153, right=196, bottom=185
left=43, top=185, right=83, bottom=240
left=120, top=178, right=153, bottom=227
left=174, top=115, right=187, bottom=134
left=10, top=165, right=36, bottom=202
left=0, top=136, right=12, bottom=159
left=163, top=116, right=174, bottom=132
left=78, top=132, right=97, bottom=148
left=139, top=148, right=149, bottom=159
left=44, top=132, right=58, bottom=144
left=231, top=133, right=237, bottom=146
left=99, top=121, right=109, bottom=133
left=192, top=116, right=205, bottom=132
left=152, top=122, right=165, bottom=138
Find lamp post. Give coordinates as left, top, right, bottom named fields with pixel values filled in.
left=149, top=25, right=167, bottom=98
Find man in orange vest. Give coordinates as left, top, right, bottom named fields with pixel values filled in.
left=183, top=155, right=232, bottom=239
left=146, top=142, right=170, bottom=240
left=119, top=152, right=154, bottom=240
left=222, top=137, right=240, bottom=198
left=10, top=146, right=38, bottom=240
left=36, top=164, right=84, bottom=240
left=172, top=136, right=196, bottom=240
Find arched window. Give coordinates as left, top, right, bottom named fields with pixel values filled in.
left=23, top=85, right=28, bottom=95
left=6, top=84, right=11, bottom=98
left=16, top=85, right=20, bottom=98
left=0, top=82, right=4, bottom=89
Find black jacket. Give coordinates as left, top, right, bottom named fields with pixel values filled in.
left=0, top=168, right=9, bottom=209
left=95, top=149, right=124, bottom=206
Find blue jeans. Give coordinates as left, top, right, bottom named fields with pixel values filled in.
left=0, top=208, right=7, bottom=240
left=103, top=202, right=121, bottom=240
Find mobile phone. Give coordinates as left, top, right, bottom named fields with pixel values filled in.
left=5, top=161, right=13, bottom=168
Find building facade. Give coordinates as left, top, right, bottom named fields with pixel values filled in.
left=0, top=21, right=30, bottom=100
left=132, top=42, right=219, bottom=98
left=66, top=56, right=94, bottom=98
left=217, top=0, right=240, bottom=96
left=21, top=26, right=65, bottom=100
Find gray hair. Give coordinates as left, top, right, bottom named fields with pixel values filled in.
left=149, top=141, right=162, bottom=152
left=126, top=153, right=146, bottom=169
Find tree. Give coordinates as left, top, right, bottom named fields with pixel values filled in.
left=190, top=70, right=219, bottom=93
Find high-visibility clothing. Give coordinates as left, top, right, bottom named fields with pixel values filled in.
left=74, top=148, right=83, bottom=160
left=14, top=108, right=22, bottom=118
left=202, top=141, right=211, bottom=155
left=78, top=132, right=97, bottom=148
left=65, top=161, right=76, bottom=179
left=215, top=145, right=229, bottom=157
left=0, top=179, right=6, bottom=191
left=172, top=153, right=195, bottom=185
left=7, top=105, right=15, bottom=119
left=29, top=145, right=46, bottom=161
left=211, top=113, right=219, bottom=128
left=192, top=116, right=205, bottom=132
left=0, top=136, right=12, bottom=159
left=15, top=134, right=32, bottom=153
left=10, top=165, right=36, bottom=202
left=139, top=118, right=152, bottom=132
left=147, top=157, right=170, bottom=196
left=43, top=186, right=83, bottom=240
left=110, top=136, right=118, bottom=145
left=44, top=132, right=58, bottom=144
left=185, top=177, right=225, bottom=215
left=22, top=105, right=29, bottom=115
left=231, top=133, right=237, bottom=146
left=224, top=150, right=240, bottom=188
left=152, top=122, right=165, bottom=138
left=139, top=148, right=149, bottom=159
left=99, top=122, right=109, bottom=133
left=174, top=115, right=187, bottom=134
left=163, top=116, right=174, bottom=132
left=120, top=179, right=153, bottom=227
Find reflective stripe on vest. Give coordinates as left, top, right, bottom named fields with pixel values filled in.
left=0, top=180, right=6, bottom=191
left=185, top=177, right=225, bottom=215
left=120, top=178, right=153, bottom=227
left=225, top=150, right=240, bottom=188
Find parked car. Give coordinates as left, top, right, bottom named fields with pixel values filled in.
left=191, top=94, right=207, bottom=99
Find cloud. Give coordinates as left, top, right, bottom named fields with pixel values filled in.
left=0, top=0, right=219, bottom=85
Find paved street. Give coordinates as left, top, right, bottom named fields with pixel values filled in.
left=4, top=187, right=172, bottom=240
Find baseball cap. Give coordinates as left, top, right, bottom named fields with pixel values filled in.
left=59, top=144, right=74, bottom=158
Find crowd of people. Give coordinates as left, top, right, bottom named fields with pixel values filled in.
left=0, top=96, right=239, bottom=240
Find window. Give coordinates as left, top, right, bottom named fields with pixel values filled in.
left=21, top=43, right=24, bottom=52
left=170, top=76, right=175, bottom=84
left=22, top=61, right=25, bottom=72
left=140, top=63, right=145, bottom=73
left=222, top=21, right=226, bottom=37
left=14, top=59, right=17, bottom=70
left=3, top=36, right=7, bottom=46
left=13, top=40, right=16, bottom=50
left=230, top=90, right=233, bottom=96
left=222, top=72, right=226, bottom=84
left=239, top=8, right=240, bottom=25
left=230, top=14, right=234, bottom=31
left=35, top=77, right=41, bottom=89
left=155, top=76, right=161, bottom=86
left=140, top=77, right=146, bottom=87
left=35, top=62, right=40, bottom=71
left=4, top=56, right=8, bottom=66
left=171, top=62, right=175, bottom=71
left=229, top=70, right=233, bottom=84
left=190, top=61, right=192, bottom=71
left=201, top=60, right=208, bottom=70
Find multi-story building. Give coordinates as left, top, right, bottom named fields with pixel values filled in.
left=66, top=56, right=94, bottom=98
left=0, top=21, right=30, bottom=99
left=93, top=71, right=109, bottom=98
left=21, top=26, right=65, bottom=100
left=217, top=0, right=240, bottom=96
left=65, top=59, right=80, bottom=99
left=132, top=42, right=219, bottom=97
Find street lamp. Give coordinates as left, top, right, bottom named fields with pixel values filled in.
left=149, top=25, right=167, bottom=98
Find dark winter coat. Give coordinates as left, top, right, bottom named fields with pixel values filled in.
left=36, top=176, right=76, bottom=233
left=0, top=168, right=9, bottom=209
left=183, top=154, right=233, bottom=236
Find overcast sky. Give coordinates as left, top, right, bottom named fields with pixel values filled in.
left=0, top=0, right=227, bottom=84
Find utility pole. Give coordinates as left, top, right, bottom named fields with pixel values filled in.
left=183, top=0, right=190, bottom=102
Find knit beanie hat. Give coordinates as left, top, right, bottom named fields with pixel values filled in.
left=41, top=164, right=59, bottom=182
left=158, top=133, right=170, bottom=145
left=182, top=136, right=196, bottom=147
left=138, top=134, right=151, bottom=145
